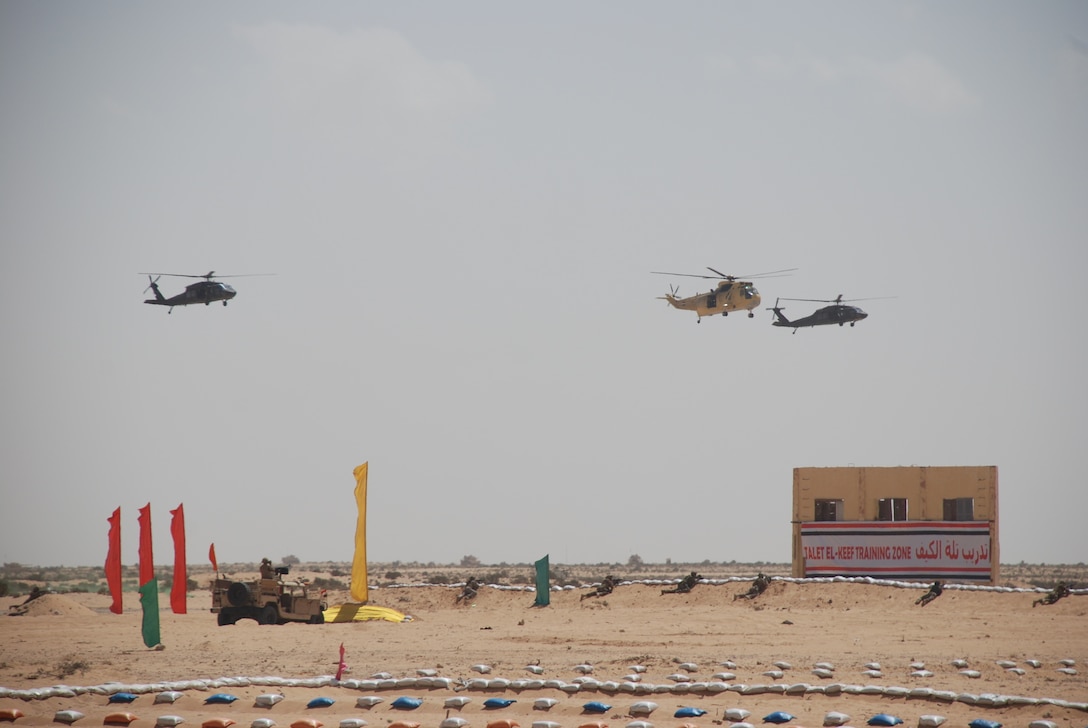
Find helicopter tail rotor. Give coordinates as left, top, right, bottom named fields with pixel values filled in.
left=766, top=298, right=790, bottom=326
left=143, top=275, right=166, bottom=302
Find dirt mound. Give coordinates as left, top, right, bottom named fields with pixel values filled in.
left=11, top=593, right=97, bottom=617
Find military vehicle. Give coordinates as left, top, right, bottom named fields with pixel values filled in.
left=212, top=567, right=327, bottom=626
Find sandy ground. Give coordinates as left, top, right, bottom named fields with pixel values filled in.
left=1, top=579, right=1085, bottom=728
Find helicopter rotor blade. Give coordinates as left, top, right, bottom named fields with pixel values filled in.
left=652, top=270, right=721, bottom=280
left=138, top=271, right=277, bottom=280
left=142, top=275, right=161, bottom=293
left=780, top=295, right=897, bottom=304
left=654, top=267, right=797, bottom=281
left=706, top=266, right=735, bottom=280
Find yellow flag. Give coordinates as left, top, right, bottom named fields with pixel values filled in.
left=350, top=462, right=369, bottom=603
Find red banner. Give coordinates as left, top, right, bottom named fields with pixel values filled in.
left=209, top=543, right=218, bottom=572
left=138, top=503, right=154, bottom=586
left=105, top=507, right=123, bottom=615
left=169, top=504, right=187, bottom=614
left=800, top=521, right=993, bottom=581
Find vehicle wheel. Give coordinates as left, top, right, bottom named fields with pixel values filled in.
left=308, top=612, right=325, bottom=625
left=259, top=604, right=279, bottom=625
left=226, top=582, right=251, bottom=607
left=217, top=610, right=237, bottom=626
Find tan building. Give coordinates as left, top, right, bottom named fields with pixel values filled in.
left=792, top=466, right=999, bottom=584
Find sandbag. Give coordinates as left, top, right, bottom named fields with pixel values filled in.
left=487, top=721, right=520, bottom=728
left=204, top=694, right=238, bottom=705
left=104, top=713, right=139, bottom=725
left=55, top=711, right=86, bottom=725
left=762, top=713, right=794, bottom=725
left=202, top=720, right=236, bottom=728
left=441, top=719, right=469, bottom=728
left=108, top=694, right=138, bottom=705
left=483, top=699, right=516, bottom=709
left=391, top=698, right=422, bottom=711
left=867, top=715, right=903, bottom=727
left=155, top=717, right=184, bottom=727
left=582, top=703, right=611, bottom=714
left=307, top=698, right=335, bottom=709
left=339, top=721, right=367, bottom=728
left=674, top=708, right=706, bottom=718
left=251, top=720, right=276, bottom=728
left=355, top=698, right=383, bottom=709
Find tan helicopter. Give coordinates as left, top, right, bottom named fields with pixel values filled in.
left=653, top=267, right=797, bottom=322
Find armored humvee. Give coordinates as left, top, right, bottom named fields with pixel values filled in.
left=212, top=567, right=327, bottom=625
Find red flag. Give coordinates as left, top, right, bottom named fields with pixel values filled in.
left=209, top=543, right=218, bottom=572
left=336, top=642, right=347, bottom=681
left=138, top=503, right=154, bottom=586
left=105, top=507, right=123, bottom=614
left=169, top=504, right=187, bottom=614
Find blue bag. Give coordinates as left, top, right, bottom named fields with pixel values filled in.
left=763, top=712, right=795, bottom=724
left=582, top=702, right=612, bottom=714
left=968, top=721, right=1001, bottom=728
left=108, top=693, right=138, bottom=704
left=204, top=694, right=238, bottom=705
left=867, top=715, right=904, bottom=727
left=307, top=697, right=335, bottom=709
left=483, top=698, right=517, bottom=709
left=391, top=697, right=422, bottom=710
left=675, top=708, right=707, bottom=718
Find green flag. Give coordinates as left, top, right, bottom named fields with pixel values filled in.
left=139, top=578, right=161, bottom=648
left=533, top=555, right=550, bottom=607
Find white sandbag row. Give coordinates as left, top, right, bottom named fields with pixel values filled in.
left=2, top=679, right=1085, bottom=715
left=374, top=575, right=1087, bottom=599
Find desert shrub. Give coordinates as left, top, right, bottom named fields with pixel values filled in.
left=310, top=577, right=344, bottom=590
left=55, top=656, right=89, bottom=679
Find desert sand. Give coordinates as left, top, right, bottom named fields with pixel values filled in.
left=1, top=577, right=1085, bottom=728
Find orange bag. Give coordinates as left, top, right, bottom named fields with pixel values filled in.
left=104, top=713, right=139, bottom=725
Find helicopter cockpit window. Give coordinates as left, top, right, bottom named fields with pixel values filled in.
left=744, top=284, right=757, bottom=299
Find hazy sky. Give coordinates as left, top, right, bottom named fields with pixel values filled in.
left=2, top=2, right=1086, bottom=569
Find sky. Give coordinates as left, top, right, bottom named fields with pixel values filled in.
left=2, top=2, right=1086, bottom=570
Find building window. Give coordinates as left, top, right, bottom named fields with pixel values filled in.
left=814, top=499, right=844, bottom=522
left=877, top=498, right=907, bottom=521
left=943, top=497, right=975, bottom=521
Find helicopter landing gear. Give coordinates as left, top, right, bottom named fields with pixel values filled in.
left=223, top=301, right=228, bottom=306
left=748, top=311, right=755, bottom=318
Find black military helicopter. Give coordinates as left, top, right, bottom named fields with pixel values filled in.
left=140, top=271, right=272, bottom=313
left=767, top=295, right=892, bottom=333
